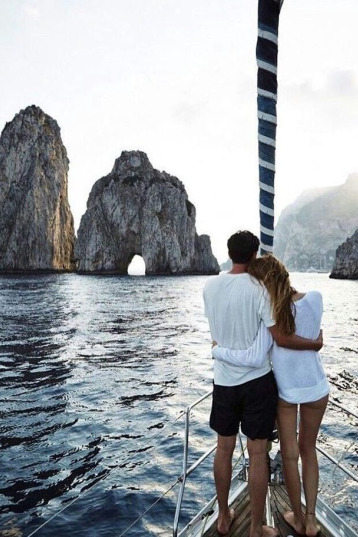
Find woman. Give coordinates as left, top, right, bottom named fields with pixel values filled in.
left=212, top=254, right=330, bottom=537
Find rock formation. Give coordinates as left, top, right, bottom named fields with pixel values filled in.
left=0, top=105, right=75, bottom=271
left=273, top=174, right=358, bottom=272
left=75, top=151, right=219, bottom=275
left=330, top=228, right=358, bottom=280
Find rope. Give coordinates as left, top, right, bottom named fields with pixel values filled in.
left=25, top=405, right=189, bottom=537
left=257, top=0, right=284, bottom=254
left=26, top=472, right=109, bottom=537
left=117, top=479, right=180, bottom=537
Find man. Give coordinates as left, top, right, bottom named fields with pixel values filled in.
left=203, top=231, right=322, bottom=537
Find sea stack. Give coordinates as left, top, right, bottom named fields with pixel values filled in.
left=330, top=228, right=358, bottom=280
left=75, top=150, right=219, bottom=275
left=0, top=105, right=75, bottom=272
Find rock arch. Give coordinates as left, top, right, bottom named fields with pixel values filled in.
left=75, top=151, right=219, bottom=275
left=128, top=254, right=146, bottom=275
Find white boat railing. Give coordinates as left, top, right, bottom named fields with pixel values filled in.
left=317, top=445, right=358, bottom=482
left=173, top=390, right=212, bottom=537
left=328, top=398, right=358, bottom=420
left=319, top=399, right=358, bottom=482
left=173, top=393, right=358, bottom=537
left=172, top=389, right=248, bottom=537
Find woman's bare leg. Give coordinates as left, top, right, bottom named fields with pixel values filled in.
left=277, top=399, right=305, bottom=535
left=299, top=395, right=328, bottom=537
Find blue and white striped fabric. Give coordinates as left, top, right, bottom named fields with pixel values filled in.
left=257, top=0, right=284, bottom=254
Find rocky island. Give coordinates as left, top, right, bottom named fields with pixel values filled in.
left=75, top=151, right=219, bottom=275
left=0, top=107, right=218, bottom=276
left=330, top=228, right=358, bottom=280
left=0, top=106, right=75, bottom=272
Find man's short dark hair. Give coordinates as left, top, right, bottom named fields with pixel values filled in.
left=227, top=230, right=260, bottom=264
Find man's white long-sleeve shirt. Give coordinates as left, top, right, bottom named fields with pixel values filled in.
left=203, top=272, right=275, bottom=386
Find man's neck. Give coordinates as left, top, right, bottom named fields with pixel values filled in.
left=228, top=263, right=248, bottom=274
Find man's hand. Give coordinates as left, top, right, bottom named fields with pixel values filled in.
left=212, top=340, right=218, bottom=348
left=316, top=329, right=323, bottom=351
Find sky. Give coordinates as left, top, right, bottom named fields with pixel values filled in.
left=1, top=0, right=358, bottom=264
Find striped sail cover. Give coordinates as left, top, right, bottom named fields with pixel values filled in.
left=257, top=0, right=284, bottom=254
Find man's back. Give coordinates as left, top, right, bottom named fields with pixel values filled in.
left=204, top=272, right=274, bottom=386
left=204, top=231, right=279, bottom=537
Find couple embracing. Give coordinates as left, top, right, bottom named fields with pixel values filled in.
left=203, top=231, right=330, bottom=537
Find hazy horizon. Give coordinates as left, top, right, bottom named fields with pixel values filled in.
left=1, top=0, right=357, bottom=263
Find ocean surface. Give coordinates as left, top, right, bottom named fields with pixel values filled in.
left=0, top=272, right=357, bottom=537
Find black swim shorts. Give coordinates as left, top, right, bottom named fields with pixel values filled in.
left=209, top=371, right=278, bottom=440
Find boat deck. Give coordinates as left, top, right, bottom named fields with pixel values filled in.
left=203, top=484, right=331, bottom=537
left=176, top=393, right=357, bottom=537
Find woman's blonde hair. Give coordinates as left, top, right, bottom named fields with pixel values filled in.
left=248, top=254, right=296, bottom=335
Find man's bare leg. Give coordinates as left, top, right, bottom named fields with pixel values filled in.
left=214, top=434, right=236, bottom=534
left=247, top=438, right=278, bottom=537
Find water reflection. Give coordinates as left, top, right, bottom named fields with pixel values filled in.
left=0, top=273, right=356, bottom=536
left=0, top=273, right=184, bottom=530
left=0, top=275, right=103, bottom=519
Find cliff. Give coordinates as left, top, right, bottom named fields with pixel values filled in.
left=273, top=174, right=358, bottom=272
left=0, top=106, right=75, bottom=272
left=330, top=228, right=358, bottom=280
left=75, top=151, right=219, bottom=275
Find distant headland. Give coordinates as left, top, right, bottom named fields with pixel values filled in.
left=330, top=228, right=358, bottom=280
left=273, top=174, right=358, bottom=279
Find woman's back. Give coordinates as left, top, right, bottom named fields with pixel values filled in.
left=271, top=291, right=330, bottom=403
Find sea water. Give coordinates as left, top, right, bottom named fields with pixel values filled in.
left=0, top=273, right=357, bottom=536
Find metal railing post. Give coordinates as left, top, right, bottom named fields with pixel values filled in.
left=173, top=408, right=190, bottom=537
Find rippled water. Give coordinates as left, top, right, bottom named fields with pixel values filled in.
left=0, top=273, right=357, bottom=536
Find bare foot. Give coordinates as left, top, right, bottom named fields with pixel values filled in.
left=217, top=508, right=235, bottom=535
left=305, top=512, right=320, bottom=537
left=284, top=511, right=305, bottom=535
left=249, top=525, right=279, bottom=537
left=262, top=526, right=279, bottom=537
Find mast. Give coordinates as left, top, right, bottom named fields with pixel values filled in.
left=256, top=0, right=284, bottom=254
